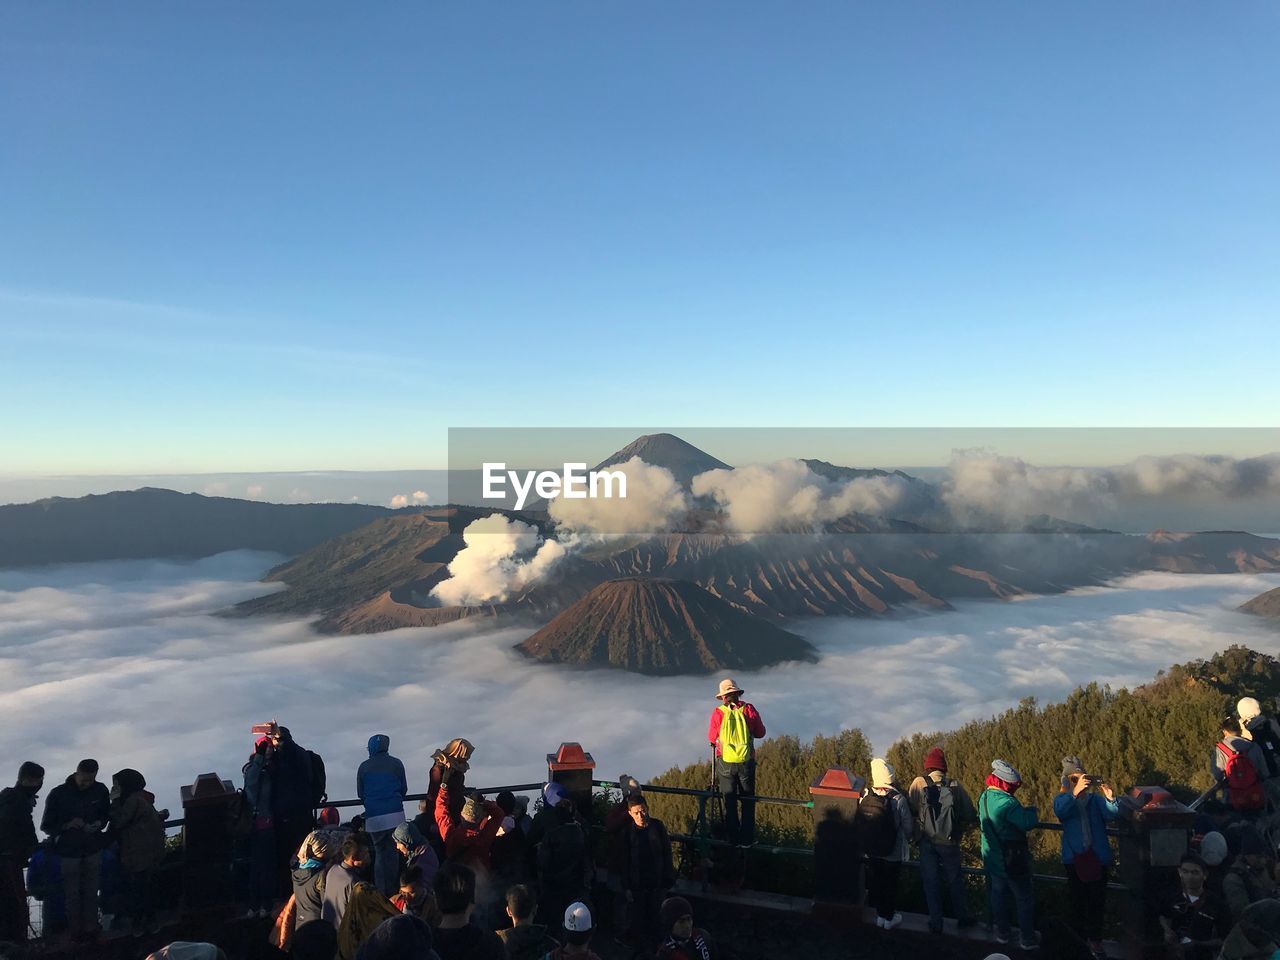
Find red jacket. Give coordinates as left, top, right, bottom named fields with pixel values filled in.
left=707, top=702, right=765, bottom=758
left=435, top=781, right=502, bottom=869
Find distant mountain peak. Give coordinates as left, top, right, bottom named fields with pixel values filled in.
left=594, top=433, right=731, bottom=486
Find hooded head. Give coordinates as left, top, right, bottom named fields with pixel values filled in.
left=870, top=758, right=895, bottom=790
left=368, top=735, right=390, bottom=757
left=991, top=759, right=1021, bottom=784
left=461, top=792, right=485, bottom=825
left=1239, top=697, right=1263, bottom=723
left=1200, top=831, right=1228, bottom=867
left=113, top=768, right=146, bottom=801
left=353, top=913, right=433, bottom=960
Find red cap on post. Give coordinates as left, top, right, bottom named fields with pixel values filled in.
left=809, top=767, right=865, bottom=799
left=547, top=742, right=595, bottom=772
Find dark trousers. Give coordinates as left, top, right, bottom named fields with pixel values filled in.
left=251, top=827, right=277, bottom=910
left=628, top=887, right=663, bottom=948
left=0, top=857, right=28, bottom=942
left=1066, top=862, right=1108, bottom=942
left=273, top=812, right=312, bottom=896
left=919, top=838, right=970, bottom=929
left=123, top=869, right=156, bottom=929
left=715, top=757, right=756, bottom=845
left=866, top=858, right=901, bottom=921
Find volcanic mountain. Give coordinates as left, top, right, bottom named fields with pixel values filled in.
left=1241, top=586, right=1280, bottom=619
left=596, top=433, right=731, bottom=486
left=516, top=577, right=817, bottom=675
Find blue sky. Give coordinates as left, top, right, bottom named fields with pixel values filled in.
left=2, top=3, right=1278, bottom=474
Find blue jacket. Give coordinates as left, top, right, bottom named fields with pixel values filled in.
left=1052, top=790, right=1120, bottom=866
left=357, top=735, right=407, bottom=829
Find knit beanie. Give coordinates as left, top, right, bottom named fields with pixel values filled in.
left=991, top=759, right=1021, bottom=784
left=659, top=897, right=693, bottom=934
left=1238, top=697, right=1263, bottom=722
left=1061, top=756, right=1085, bottom=778
left=923, top=748, right=947, bottom=773
left=870, top=759, right=895, bottom=790
left=461, top=792, right=485, bottom=825
left=1200, top=831, right=1228, bottom=867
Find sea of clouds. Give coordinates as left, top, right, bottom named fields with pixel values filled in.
left=2, top=552, right=1279, bottom=827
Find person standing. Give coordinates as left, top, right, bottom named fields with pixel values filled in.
left=857, top=759, right=912, bottom=931
left=616, top=794, right=675, bottom=949
left=358, top=734, right=408, bottom=897
left=0, top=761, right=44, bottom=943
left=243, top=735, right=277, bottom=917
left=108, top=768, right=167, bottom=935
left=706, top=678, right=765, bottom=847
left=906, top=747, right=977, bottom=934
left=270, top=724, right=323, bottom=893
left=41, top=758, right=110, bottom=943
left=979, top=759, right=1041, bottom=951
left=1053, top=757, right=1120, bottom=960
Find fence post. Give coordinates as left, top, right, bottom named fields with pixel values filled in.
left=1117, top=785, right=1195, bottom=960
left=180, top=772, right=237, bottom=910
left=547, top=742, right=595, bottom=821
left=809, top=767, right=866, bottom=926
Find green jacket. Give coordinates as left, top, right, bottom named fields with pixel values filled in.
left=979, top=787, right=1039, bottom=878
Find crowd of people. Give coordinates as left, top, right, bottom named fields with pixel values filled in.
left=7, top=683, right=1280, bottom=958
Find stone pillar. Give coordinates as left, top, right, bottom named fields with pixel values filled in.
left=809, top=767, right=866, bottom=925
left=180, top=772, right=237, bottom=909
left=1116, top=785, right=1195, bottom=959
left=547, top=742, right=595, bottom=820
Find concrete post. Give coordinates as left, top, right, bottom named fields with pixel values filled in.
left=809, top=767, right=866, bottom=925
left=547, top=742, right=595, bottom=820
left=1116, top=785, right=1195, bottom=959
left=180, top=772, right=236, bottom=909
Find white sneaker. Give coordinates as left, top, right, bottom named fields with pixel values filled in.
left=245, top=908, right=256, bottom=918
left=875, top=917, right=885, bottom=929
left=258, top=908, right=269, bottom=919
left=883, top=913, right=902, bottom=930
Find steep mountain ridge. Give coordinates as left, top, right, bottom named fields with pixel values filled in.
left=516, top=577, right=816, bottom=674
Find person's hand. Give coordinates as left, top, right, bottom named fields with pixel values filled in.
left=1072, top=776, right=1090, bottom=798
left=1099, top=782, right=1115, bottom=802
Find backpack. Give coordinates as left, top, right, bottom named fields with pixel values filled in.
left=854, top=791, right=898, bottom=858
left=919, top=778, right=958, bottom=843
left=1218, top=741, right=1266, bottom=812
left=227, top=789, right=255, bottom=839
left=718, top=706, right=752, bottom=764
left=1249, top=719, right=1280, bottom=778
left=307, top=750, right=327, bottom=806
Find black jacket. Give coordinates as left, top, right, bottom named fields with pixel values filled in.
left=270, top=739, right=314, bottom=817
left=620, top=817, right=675, bottom=891
left=40, top=776, right=110, bottom=858
left=0, top=786, right=39, bottom=861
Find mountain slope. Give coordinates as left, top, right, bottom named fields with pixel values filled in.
left=516, top=577, right=816, bottom=675
left=595, top=433, right=731, bottom=486
left=0, top=488, right=396, bottom=567
left=1241, top=586, right=1280, bottom=619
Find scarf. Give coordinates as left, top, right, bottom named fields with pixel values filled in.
left=661, top=933, right=711, bottom=960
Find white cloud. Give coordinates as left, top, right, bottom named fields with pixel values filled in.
left=390, top=494, right=410, bottom=508
left=691, top=459, right=911, bottom=534
left=429, top=515, right=566, bottom=606
left=202, top=481, right=230, bottom=497
left=412, top=490, right=429, bottom=504
left=245, top=484, right=265, bottom=499
left=4, top=553, right=1279, bottom=832
left=549, top=457, right=688, bottom=535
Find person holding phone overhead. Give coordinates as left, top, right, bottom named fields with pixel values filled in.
left=1053, top=756, right=1120, bottom=960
